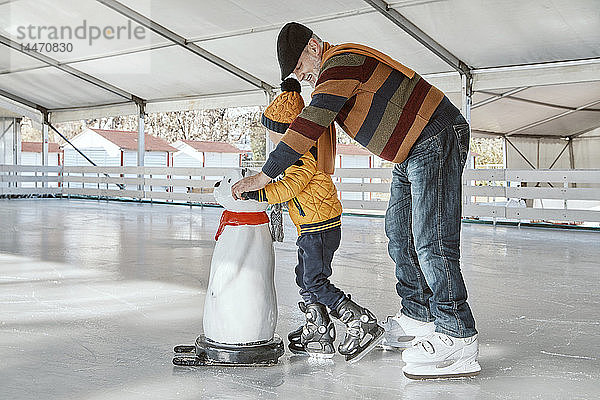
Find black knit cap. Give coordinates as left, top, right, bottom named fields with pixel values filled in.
left=280, top=77, right=301, bottom=93
left=277, top=22, right=313, bottom=80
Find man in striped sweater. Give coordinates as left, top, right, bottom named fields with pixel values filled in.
left=232, top=22, right=480, bottom=379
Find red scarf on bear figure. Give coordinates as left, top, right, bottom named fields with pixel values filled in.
left=214, top=210, right=270, bottom=241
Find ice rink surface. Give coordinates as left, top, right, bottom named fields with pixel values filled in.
left=1, top=199, right=599, bottom=400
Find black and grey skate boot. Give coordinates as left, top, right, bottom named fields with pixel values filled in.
left=299, top=302, right=336, bottom=358
left=333, top=297, right=384, bottom=363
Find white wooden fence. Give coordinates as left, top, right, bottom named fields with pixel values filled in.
left=463, top=169, right=600, bottom=223
left=1, top=165, right=599, bottom=223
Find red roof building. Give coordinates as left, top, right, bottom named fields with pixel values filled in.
left=62, top=128, right=176, bottom=167
left=90, top=129, right=177, bottom=152
left=179, top=140, right=244, bottom=154
left=21, top=141, right=62, bottom=153
left=20, top=141, right=63, bottom=166
left=172, top=140, right=244, bottom=168
left=337, top=143, right=371, bottom=156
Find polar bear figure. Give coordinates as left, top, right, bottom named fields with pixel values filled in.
left=203, top=168, right=277, bottom=345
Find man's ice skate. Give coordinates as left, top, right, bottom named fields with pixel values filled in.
left=379, top=312, right=435, bottom=350
left=402, top=332, right=481, bottom=379
left=298, top=302, right=336, bottom=358
left=334, top=297, right=384, bottom=363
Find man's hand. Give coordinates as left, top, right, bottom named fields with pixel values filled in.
left=231, top=172, right=271, bottom=200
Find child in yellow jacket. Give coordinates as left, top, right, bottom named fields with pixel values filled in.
left=243, top=78, right=383, bottom=361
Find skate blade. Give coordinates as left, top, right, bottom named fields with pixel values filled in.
left=288, top=343, right=309, bottom=356
left=173, top=345, right=196, bottom=354
left=307, top=352, right=335, bottom=359
left=289, top=349, right=310, bottom=356
left=379, top=343, right=406, bottom=351
left=378, top=338, right=412, bottom=351
left=346, top=328, right=385, bottom=364
left=403, top=369, right=481, bottom=380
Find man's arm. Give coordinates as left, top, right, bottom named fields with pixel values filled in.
left=246, top=158, right=316, bottom=204
left=232, top=172, right=271, bottom=199
left=261, top=54, right=364, bottom=179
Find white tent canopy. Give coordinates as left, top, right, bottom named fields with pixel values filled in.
left=1, top=0, right=599, bottom=154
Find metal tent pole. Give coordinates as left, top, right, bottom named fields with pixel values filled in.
left=137, top=102, right=146, bottom=193
left=137, top=103, right=145, bottom=168
left=14, top=118, right=21, bottom=189
left=568, top=138, right=576, bottom=188
left=14, top=118, right=21, bottom=167
left=42, top=113, right=49, bottom=188
left=461, top=73, right=473, bottom=125
left=264, top=90, right=276, bottom=159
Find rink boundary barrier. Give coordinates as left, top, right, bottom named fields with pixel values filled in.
left=1, top=165, right=599, bottom=224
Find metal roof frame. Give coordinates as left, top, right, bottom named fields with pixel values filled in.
left=96, top=0, right=275, bottom=94
left=0, top=87, right=46, bottom=113
left=505, top=99, right=600, bottom=137
left=363, top=0, right=471, bottom=76
left=472, top=87, right=529, bottom=109
left=21, top=58, right=595, bottom=119
left=477, top=89, right=600, bottom=112
left=0, top=34, right=144, bottom=106
left=0, top=0, right=598, bottom=142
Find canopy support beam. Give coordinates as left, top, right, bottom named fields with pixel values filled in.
left=568, top=139, right=575, bottom=170
left=137, top=102, right=145, bottom=168
left=504, top=137, right=536, bottom=169
left=42, top=112, right=49, bottom=169
left=478, top=89, right=600, bottom=112
left=548, top=140, right=570, bottom=169
left=265, top=91, right=276, bottom=158
left=0, top=34, right=144, bottom=103
left=472, top=87, right=529, bottom=109
left=137, top=102, right=145, bottom=191
left=96, top=0, right=275, bottom=93
left=14, top=118, right=21, bottom=167
left=461, top=73, right=473, bottom=123
left=363, top=0, right=471, bottom=76
left=506, top=99, right=600, bottom=137
left=568, top=124, right=600, bottom=139
left=0, top=88, right=47, bottom=113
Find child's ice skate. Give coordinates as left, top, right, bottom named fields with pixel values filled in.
left=287, top=325, right=307, bottom=355
left=379, top=311, right=435, bottom=350
left=295, top=302, right=336, bottom=358
left=333, top=297, right=384, bottom=363
left=402, top=332, right=481, bottom=379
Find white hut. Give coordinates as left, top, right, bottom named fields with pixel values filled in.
left=62, top=128, right=176, bottom=167
left=336, top=143, right=375, bottom=169
left=336, top=144, right=377, bottom=201
left=172, top=140, right=244, bottom=168
left=21, top=142, right=62, bottom=166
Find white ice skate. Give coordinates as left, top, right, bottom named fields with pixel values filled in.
left=401, top=333, right=481, bottom=379
left=379, top=312, right=435, bottom=350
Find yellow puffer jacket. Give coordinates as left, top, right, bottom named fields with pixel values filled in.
left=252, top=148, right=342, bottom=236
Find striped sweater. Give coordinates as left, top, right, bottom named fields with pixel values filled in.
left=262, top=43, right=446, bottom=179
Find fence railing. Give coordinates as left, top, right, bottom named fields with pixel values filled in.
left=463, top=169, right=600, bottom=223
left=2, top=165, right=599, bottom=223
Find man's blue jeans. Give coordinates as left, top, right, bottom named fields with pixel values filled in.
left=385, top=98, right=477, bottom=338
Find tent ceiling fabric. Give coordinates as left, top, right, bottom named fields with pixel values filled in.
left=392, top=0, right=600, bottom=68
left=0, top=0, right=598, bottom=140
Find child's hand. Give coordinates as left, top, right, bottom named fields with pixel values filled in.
left=232, top=172, right=270, bottom=200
